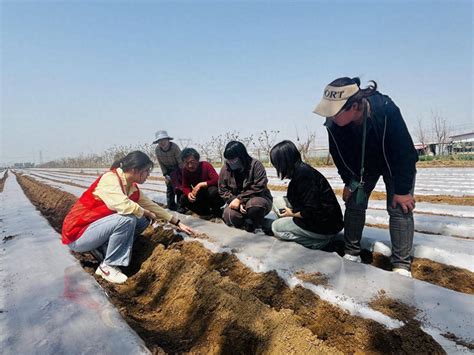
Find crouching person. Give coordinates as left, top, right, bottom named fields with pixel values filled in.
left=269, top=141, right=343, bottom=249
left=179, top=148, right=224, bottom=218
left=219, top=141, right=273, bottom=232
left=62, top=151, right=194, bottom=284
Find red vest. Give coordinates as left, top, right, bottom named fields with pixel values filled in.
left=61, top=170, right=140, bottom=244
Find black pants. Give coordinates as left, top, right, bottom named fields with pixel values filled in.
left=166, top=168, right=183, bottom=211
left=222, top=196, right=272, bottom=231
left=180, top=186, right=224, bottom=217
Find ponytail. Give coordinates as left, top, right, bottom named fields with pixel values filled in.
left=328, top=77, right=377, bottom=111
left=110, top=151, right=153, bottom=172
left=110, top=158, right=123, bottom=170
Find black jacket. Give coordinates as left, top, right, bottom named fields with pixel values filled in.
left=325, top=92, right=418, bottom=195
left=287, top=163, right=343, bottom=235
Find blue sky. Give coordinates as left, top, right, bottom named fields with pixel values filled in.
left=1, top=0, right=472, bottom=164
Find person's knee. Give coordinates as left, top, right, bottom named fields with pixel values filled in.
left=116, top=214, right=138, bottom=229
left=345, top=196, right=368, bottom=211
left=387, top=204, right=413, bottom=218
left=247, top=206, right=265, bottom=219
left=271, top=218, right=287, bottom=236
left=223, top=208, right=243, bottom=227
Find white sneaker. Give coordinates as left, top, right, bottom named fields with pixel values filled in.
left=392, top=268, right=412, bottom=278
left=95, top=263, right=128, bottom=284
left=343, top=254, right=361, bottom=263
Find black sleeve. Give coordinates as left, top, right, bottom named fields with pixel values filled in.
left=383, top=101, right=418, bottom=195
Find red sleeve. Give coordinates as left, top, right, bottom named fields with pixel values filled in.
left=181, top=169, right=192, bottom=196
left=203, top=162, right=219, bottom=187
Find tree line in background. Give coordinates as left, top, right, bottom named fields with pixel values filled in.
left=37, top=129, right=329, bottom=168
left=30, top=116, right=474, bottom=169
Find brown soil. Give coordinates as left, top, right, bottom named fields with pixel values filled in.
left=416, top=160, right=474, bottom=168
left=412, top=258, right=474, bottom=294
left=268, top=184, right=474, bottom=206
left=267, top=184, right=288, bottom=191
left=15, top=173, right=448, bottom=354
left=294, top=271, right=329, bottom=286
left=441, top=332, right=474, bottom=350
left=0, top=170, right=8, bottom=192
left=14, top=172, right=77, bottom=233
left=361, top=251, right=474, bottom=295
left=334, top=189, right=474, bottom=206
left=369, top=290, right=418, bottom=322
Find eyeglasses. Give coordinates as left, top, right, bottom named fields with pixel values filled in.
left=184, top=158, right=198, bottom=166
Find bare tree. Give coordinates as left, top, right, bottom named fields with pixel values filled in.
left=141, top=143, right=158, bottom=164
left=210, top=133, right=227, bottom=163
left=196, top=141, right=213, bottom=162
left=415, top=117, right=429, bottom=155
left=431, top=111, right=450, bottom=155
left=296, top=130, right=316, bottom=162
left=256, top=130, right=280, bottom=161
left=177, top=137, right=192, bottom=149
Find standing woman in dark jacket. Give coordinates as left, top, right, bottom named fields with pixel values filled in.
left=218, top=141, right=273, bottom=232
left=313, top=77, right=418, bottom=277
left=270, top=141, right=343, bottom=249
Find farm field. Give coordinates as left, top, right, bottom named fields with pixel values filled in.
left=2, top=167, right=474, bottom=353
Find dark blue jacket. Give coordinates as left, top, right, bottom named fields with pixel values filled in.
left=325, top=92, right=418, bottom=195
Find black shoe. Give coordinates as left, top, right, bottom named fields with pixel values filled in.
left=211, top=209, right=223, bottom=219
left=243, top=219, right=255, bottom=233
left=177, top=206, right=187, bottom=214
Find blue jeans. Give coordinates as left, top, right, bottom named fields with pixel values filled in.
left=271, top=217, right=335, bottom=250
left=68, top=214, right=149, bottom=267
left=344, top=174, right=415, bottom=270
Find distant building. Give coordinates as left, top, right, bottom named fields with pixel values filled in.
left=415, top=131, right=474, bottom=155
left=450, top=131, right=474, bottom=153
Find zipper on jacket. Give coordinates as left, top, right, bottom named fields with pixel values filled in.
left=326, top=126, right=357, bottom=178
left=382, top=104, right=393, bottom=177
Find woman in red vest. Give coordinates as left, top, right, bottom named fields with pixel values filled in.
left=62, top=151, right=194, bottom=284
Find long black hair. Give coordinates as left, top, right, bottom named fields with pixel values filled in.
left=330, top=77, right=377, bottom=111
left=223, top=141, right=253, bottom=169
left=270, top=140, right=302, bottom=179
left=110, top=151, right=154, bottom=172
